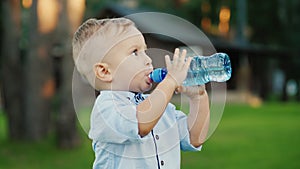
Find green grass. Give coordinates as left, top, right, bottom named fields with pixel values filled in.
left=0, top=138, right=94, bottom=169
left=0, top=110, right=7, bottom=141
left=1, top=102, right=300, bottom=169
left=0, top=111, right=94, bottom=169
left=181, top=102, right=300, bottom=169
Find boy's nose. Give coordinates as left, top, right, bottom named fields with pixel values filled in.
left=144, top=54, right=152, bottom=66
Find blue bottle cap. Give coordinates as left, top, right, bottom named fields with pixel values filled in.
left=149, top=68, right=168, bottom=83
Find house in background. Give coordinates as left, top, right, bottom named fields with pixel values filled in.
left=95, top=3, right=287, bottom=104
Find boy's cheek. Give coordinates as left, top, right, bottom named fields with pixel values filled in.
left=111, top=61, right=142, bottom=89
left=111, top=55, right=147, bottom=83
left=115, top=58, right=144, bottom=76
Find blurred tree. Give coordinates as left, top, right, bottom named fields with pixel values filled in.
left=1, top=0, right=82, bottom=145
left=85, top=0, right=106, bottom=17
left=0, top=0, right=24, bottom=140
left=248, top=0, right=282, bottom=45
left=247, top=0, right=300, bottom=101
left=248, top=0, right=300, bottom=48
left=54, top=0, right=80, bottom=148
left=1, top=0, right=53, bottom=141
left=23, top=0, right=54, bottom=140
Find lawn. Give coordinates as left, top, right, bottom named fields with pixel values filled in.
left=1, top=102, right=300, bottom=169
left=181, top=102, right=300, bottom=169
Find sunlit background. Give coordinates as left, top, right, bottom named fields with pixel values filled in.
left=22, top=0, right=85, bottom=33
left=1, top=0, right=300, bottom=169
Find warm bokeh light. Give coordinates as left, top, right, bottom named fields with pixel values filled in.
left=22, top=0, right=32, bottom=8
left=201, top=17, right=211, bottom=32
left=37, top=0, right=60, bottom=34
left=218, top=6, right=231, bottom=34
left=218, top=22, right=229, bottom=34
left=219, top=7, right=231, bottom=23
left=67, top=0, right=86, bottom=33
left=42, top=78, right=55, bottom=99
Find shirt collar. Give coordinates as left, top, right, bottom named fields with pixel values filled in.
left=99, top=90, right=140, bottom=103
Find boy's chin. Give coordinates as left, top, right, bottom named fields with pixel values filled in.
left=138, top=84, right=152, bottom=93
left=144, top=83, right=153, bottom=91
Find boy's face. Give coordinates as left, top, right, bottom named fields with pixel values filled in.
left=103, top=30, right=153, bottom=93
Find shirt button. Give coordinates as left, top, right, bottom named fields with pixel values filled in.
left=161, top=160, right=164, bottom=166
left=155, top=135, right=159, bottom=140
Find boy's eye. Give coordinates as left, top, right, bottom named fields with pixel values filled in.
left=132, top=49, right=138, bottom=56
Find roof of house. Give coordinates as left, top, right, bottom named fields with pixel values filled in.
left=98, top=3, right=285, bottom=55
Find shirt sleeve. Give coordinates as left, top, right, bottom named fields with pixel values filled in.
left=89, top=97, right=142, bottom=144
left=174, top=106, right=202, bottom=151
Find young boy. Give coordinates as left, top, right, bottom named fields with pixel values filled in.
left=72, top=18, right=210, bottom=169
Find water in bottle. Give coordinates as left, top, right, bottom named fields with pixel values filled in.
left=149, top=53, right=232, bottom=86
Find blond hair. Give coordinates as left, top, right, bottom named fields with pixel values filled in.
left=72, top=18, right=139, bottom=88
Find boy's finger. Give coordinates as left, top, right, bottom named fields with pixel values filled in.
left=173, top=48, right=179, bottom=66
left=165, top=55, right=171, bottom=68
left=180, top=49, right=187, bottom=64
left=184, top=57, right=192, bottom=70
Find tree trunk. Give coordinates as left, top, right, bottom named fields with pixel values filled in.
left=23, top=0, right=53, bottom=141
left=55, top=0, right=80, bottom=148
left=0, top=0, right=24, bottom=140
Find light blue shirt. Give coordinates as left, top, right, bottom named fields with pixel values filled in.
left=89, top=91, right=201, bottom=169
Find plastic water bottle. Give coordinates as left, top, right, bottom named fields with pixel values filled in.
left=149, top=53, right=232, bottom=86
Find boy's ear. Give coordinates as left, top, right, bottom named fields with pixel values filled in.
left=94, top=63, right=112, bottom=82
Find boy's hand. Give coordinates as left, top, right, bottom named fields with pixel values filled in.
left=176, top=85, right=206, bottom=100
left=165, top=48, right=192, bottom=87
